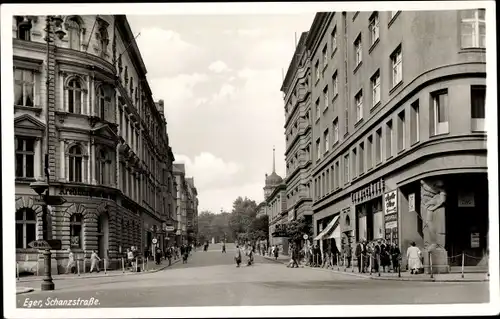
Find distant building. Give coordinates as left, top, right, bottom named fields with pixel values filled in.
left=172, top=164, right=199, bottom=245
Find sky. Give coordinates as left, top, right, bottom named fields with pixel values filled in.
left=127, top=14, right=315, bottom=214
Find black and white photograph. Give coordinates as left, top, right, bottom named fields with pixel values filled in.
left=2, top=1, right=498, bottom=318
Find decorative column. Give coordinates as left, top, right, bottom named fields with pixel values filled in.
left=421, top=178, right=448, bottom=274
left=91, top=139, right=96, bottom=185
left=59, top=140, right=65, bottom=180
left=59, top=72, right=65, bottom=111
left=88, top=75, right=93, bottom=116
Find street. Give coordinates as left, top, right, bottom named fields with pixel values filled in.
left=17, top=244, right=489, bottom=308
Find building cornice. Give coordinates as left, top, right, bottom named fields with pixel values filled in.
left=114, top=15, right=148, bottom=77
left=281, top=31, right=308, bottom=93
left=304, top=12, right=334, bottom=56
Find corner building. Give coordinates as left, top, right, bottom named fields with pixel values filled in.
left=13, top=15, right=176, bottom=273
left=299, top=10, right=487, bottom=269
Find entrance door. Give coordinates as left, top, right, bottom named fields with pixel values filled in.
left=97, top=213, right=109, bottom=259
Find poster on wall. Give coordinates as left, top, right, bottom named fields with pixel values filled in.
left=408, top=193, right=416, bottom=212
left=384, top=190, right=398, bottom=244
left=471, top=232, right=480, bottom=248
left=384, top=190, right=397, bottom=215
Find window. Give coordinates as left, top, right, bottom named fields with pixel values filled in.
left=431, top=90, right=449, bottom=135
left=410, top=100, right=420, bottom=144
left=461, top=9, right=486, bottom=48
left=315, top=61, right=320, bottom=83
left=15, top=137, right=35, bottom=181
left=69, top=145, right=83, bottom=182
left=397, top=110, right=406, bottom=151
left=96, top=86, right=106, bottom=120
left=98, top=24, right=109, bottom=57
left=369, top=12, right=380, bottom=46
left=315, top=99, right=320, bottom=120
left=375, top=128, right=382, bottom=164
left=367, top=136, right=373, bottom=169
left=352, top=148, right=357, bottom=178
left=323, top=45, right=328, bottom=67
left=391, top=46, right=403, bottom=87
left=359, top=143, right=365, bottom=174
left=335, top=161, right=340, bottom=189
left=67, top=17, right=81, bottom=50
left=354, top=35, right=362, bottom=66
left=97, top=149, right=108, bottom=185
left=332, top=118, right=339, bottom=144
left=16, top=208, right=36, bottom=249
left=371, top=70, right=380, bottom=107
left=16, top=16, right=32, bottom=41
left=324, top=129, right=330, bottom=153
left=324, top=86, right=329, bottom=109
left=344, top=154, right=350, bottom=184
left=70, top=214, right=83, bottom=249
left=471, top=85, right=486, bottom=131
left=14, top=69, right=35, bottom=107
left=316, top=139, right=321, bottom=161
left=355, top=90, right=363, bottom=122
left=68, top=79, right=83, bottom=114
left=331, top=26, right=337, bottom=52
left=386, top=120, right=393, bottom=159
left=332, top=71, right=338, bottom=98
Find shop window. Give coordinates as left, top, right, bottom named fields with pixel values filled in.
left=68, top=145, right=83, bottom=182
left=15, top=137, right=35, bottom=178
left=16, top=208, right=37, bottom=249
left=70, top=214, right=83, bottom=249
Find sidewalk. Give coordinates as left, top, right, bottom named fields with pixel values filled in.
left=17, top=258, right=180, bottom=283
left=261, top=255, right=489, bottom=282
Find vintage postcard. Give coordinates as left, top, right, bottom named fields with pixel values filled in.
left=1, top=1, right=498, bottom=318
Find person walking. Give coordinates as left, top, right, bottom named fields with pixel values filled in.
left=380, top=241, right=391, bottom=272
left=155, top=246, right=162, bottom=265
left=274, top=244, right=279, bottom=260
left=89, top=250, right=101, bottom=273
left=406, top=242, right=423, bottom=274
left=343, top=243, right=352, bottom=268
left=65, top=248, right=76, bottom=274
left=222, top=242, right=226, bottom=253
left=235, top=245, right=242, bottom=267
left=246, top=247, right=254, bottom=266
left=390, top=243, right=401, bottom=273
left=166, top=247, right=172, bottom=266
left=355, top=239, right=365, bottom=273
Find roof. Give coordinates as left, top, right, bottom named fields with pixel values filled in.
left=265, top=172, right=283, bottom=186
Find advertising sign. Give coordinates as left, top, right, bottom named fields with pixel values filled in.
left=471, top=232, right=480, bottom=248
left=408, top=193, right=415, bottom=212
left=384, top=190, right=397, bottom=215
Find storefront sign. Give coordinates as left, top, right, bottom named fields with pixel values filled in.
left=165, top=226, right=175, bottom=232
left=471, top=232, right=480, bottom=248
left=458, top=192, right=475, bottom=207
left=384, top=190, right=397, bottom=215
left=408, top=193, right=415, bottom=212
left=273, top=224, right=288, bottom=237
left=385, top=213, right=397, bottom=223
left=385, top=221, right=398, bottom=229
left=59, top=186, right=113, bottom=199
left=351, top=179, right=385, bottom=204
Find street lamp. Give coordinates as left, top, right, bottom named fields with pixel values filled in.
left=27, top=15, right=67, bottom=291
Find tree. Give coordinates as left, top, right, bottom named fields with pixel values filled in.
left=229, top=197, right=258, bottom=239
left=247, top=215, right=269, bottom=241
left=286, top=215, right=312, bottom=245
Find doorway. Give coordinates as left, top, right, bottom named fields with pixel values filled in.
left=97, top=212, right=109, bottom=259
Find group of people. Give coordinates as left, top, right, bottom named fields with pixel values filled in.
left=353, top=239, right=402, bottom=273
left=234, top=244, right=254, bottom=267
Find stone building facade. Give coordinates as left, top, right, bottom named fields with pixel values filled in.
left=13, top=14, right=176, bottom=274
left=172, top=164, right=199, bottom=245
left=287, top=10, right=487, bottom=270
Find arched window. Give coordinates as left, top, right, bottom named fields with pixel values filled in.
left=68, top=79, right=83, bottom=114
left=16, top=16, right=32, bottom=41
left=98, top=25, right=109, bottom=58
left=96, top=86, right=106, bottom=119
left=68, top=145, right=83, bottom=182
left=96, top=149, right=108, bottom=185
left=16, top=208, right=37, bottom=249
left=70, top=214, right=83, bottom=249
left=67, top=17, right=81, bottom=50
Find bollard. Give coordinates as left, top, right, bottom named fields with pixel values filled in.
left=461, top=252, right=465, bottom=279
left=429, top=252, right=433, bottom=279
left=17, top=262, right=19, bottom=281
left=144, top=258, right=146, bottom=272
left=104, top=259, right=107, bottom=275
left=77, top=259, right=80, bottom=276
left=121, top=258, right=125, bottom=273
left=361, top=254, right=364, bottom=273
left=135, top=257, right=138, bottom=272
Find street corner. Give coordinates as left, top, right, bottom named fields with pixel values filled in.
left=16, top=287, right=35, bottom=295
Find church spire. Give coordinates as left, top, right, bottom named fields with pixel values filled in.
left=272, top=145, right=276, bottom=173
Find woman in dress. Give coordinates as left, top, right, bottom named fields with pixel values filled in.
left=406, top=242, right=423, bottom=274
left=65, top=248, right=76, bottom=274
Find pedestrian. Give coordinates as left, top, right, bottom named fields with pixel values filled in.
left=166, top=247, right=172, bottom=266
left=222, top=242, right=226, bottom=253
left=155, top=247, right=162, bottom=265
left=182, top=245, right=189, bottom=264
left=65, top=248, right=76, bottom=274
left=406, top=242, right=423, bottom=274
left=90, top=250, right=101, bottom=273
left=373, top=241, right=381, bottom=273
left=235, top=245, right=242, bottom=267
left=355, top=239, right=365, bottom=273
left=380, top=241, right=391, bottom=272
left=343, top=243, right=352, bottom=268
left=390, top=243, right=401, bottom=273
left=247, top=248, right=254, bottom=266
left=292, top=244, right=300, bottom=268
left=274, top=245, right=279, bottom=260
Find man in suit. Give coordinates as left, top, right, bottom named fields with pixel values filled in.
left=355, top=239, right=366, bottom=273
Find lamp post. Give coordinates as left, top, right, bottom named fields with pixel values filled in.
left=28, top=16, right=66, bottom=292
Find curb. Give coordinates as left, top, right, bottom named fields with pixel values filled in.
left=16, top=287, right=34, bottom=295
left=17, top=259, right=180, bottom=283
left=263, top=257, right=489, bottom=282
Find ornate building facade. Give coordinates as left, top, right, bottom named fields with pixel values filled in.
left=13, top=15, right=176, bottom=273
left=290, top=10, right=487, bottom=270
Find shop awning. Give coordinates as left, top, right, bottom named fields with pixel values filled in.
left=313, top=215, right=339, bottom=241
left=326, top=216, right=342, bottom=251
